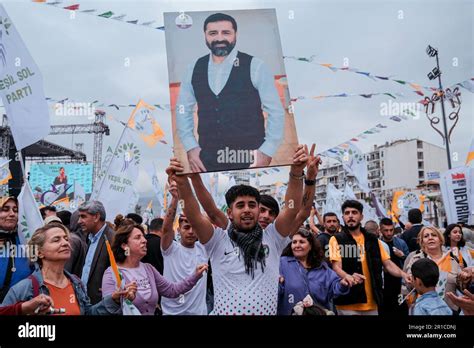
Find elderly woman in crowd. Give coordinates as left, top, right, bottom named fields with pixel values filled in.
left=443, top=224, right=473, bottom=268
left=1, top=222, right=137, bottom=315
left=403, top=226, right=472, bottom=313
left=278, top=228, right=351, bottom=315
left=101, top=219, right=208, bottom=315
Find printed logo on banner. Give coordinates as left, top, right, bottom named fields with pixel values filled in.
left=451, top=172, right=469, bottom=223
left=175, top=12, right=192, bottom=29
left=116, top=142, right=140, bottom=172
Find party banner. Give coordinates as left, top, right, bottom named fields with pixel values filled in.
left=127, top=99, right=165, bottom=147
left=440, top=166, right=473, bottom=225
left=18, top=181, right=44, bottom=244
left=92, top=126, right=141, bottom=220
left=324, top=183, right=344, bottom=221
left=323, top=142, right=369, bottom=193
left=0, top=4, right=50, bottom=150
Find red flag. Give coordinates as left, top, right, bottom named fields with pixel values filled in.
left=64, top=4, right=80, bottom=10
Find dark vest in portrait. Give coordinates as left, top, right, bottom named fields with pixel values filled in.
left=191, top=51, right=266, bottom=171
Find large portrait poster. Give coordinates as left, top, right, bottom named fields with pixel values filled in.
left=164, top=9, right=298, bottom=173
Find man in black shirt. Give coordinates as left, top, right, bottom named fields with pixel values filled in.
left=400, top=208, right=424, bottom=252
left=142, top=218, right=164, bottom=275
left=317, top=212, right=340, bottom=257
left=379, top=218, right=409, bottom=316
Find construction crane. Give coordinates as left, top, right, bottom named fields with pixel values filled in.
left=49, top=110, right=110, bottom=184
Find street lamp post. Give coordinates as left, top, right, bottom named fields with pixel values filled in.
left=424, top=45, right=461, bottom=170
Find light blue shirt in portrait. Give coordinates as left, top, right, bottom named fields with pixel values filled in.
left=176, top=47, right=285, bottom=157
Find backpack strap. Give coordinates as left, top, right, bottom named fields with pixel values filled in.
left=28, top=275, right=40, bottom=297
left=0, top=256, right=14, bottom=302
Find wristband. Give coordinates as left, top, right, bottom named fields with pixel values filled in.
left=289, top=171, right=305, bottom=180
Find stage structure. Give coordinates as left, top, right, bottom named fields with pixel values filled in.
left=0, top=110, right=110, bottom=197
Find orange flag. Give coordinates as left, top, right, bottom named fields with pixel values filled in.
left=104, top=236, right=121, bottom=289
left=128, top=99, right=165, bottom=147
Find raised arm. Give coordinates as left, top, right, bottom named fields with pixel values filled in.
left=166, top=158, right=214, bottom=244
left=290, top=146, right=321, bottom=235
left=315, top=206, right=324, bottom=225
left=189, top=174, right=228, bottom=229
left=308, top=207, right=320, bottom=234
left=274, top=144, right=309, bottom=237
left=161, top=180, right=179, bottom=252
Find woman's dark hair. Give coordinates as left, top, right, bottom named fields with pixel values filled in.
left=126, top=213, right=143, bottom=225
left=443, top=223, right=465, bottom=248
left=111, top=219, right=145, bottom=263
left=114, top=214, right=125, bottom=229
left=282, top=228, right=324, bottom=268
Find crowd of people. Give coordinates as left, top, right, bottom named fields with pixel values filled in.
left=0, top=144, right=472, bottom=316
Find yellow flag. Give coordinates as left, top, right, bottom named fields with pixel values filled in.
left=466, top=138, right=474, bottom=166
left=128, top=99, right=165, bottom=147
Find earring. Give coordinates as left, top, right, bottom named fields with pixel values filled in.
left=124, top=246, right=130, bottom=256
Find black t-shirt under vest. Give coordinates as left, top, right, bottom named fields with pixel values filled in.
left=333, top=228, right=384, bottom=307
left=191, top=51, right=265, bottom=171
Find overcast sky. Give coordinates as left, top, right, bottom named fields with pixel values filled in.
left=2, top=0, right=473, bottom=197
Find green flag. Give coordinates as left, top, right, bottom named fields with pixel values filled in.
left=99, top=11, right=114, bottom=18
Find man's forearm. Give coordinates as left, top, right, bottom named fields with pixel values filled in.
left=332, top=262, right=350, bottom=279
left=384, top=260, right=404, bottom=278
left=300, top=184, right=315, bottom=221
left=175, top=177, right=213, bottom=244
left=285, top=169, right=304, bottom=216
left=161, top=197, right=178, bottom=251
left=190, top=174, right=227, bottom=228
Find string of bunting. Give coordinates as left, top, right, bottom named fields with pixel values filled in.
left=32, top=0, right=165, bottom=30
left=285, top=54, right=474, bottom=98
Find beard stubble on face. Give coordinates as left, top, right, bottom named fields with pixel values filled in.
left=206, top=40, right=236, bottom=57
left=346, top=222, right=361, bottom=231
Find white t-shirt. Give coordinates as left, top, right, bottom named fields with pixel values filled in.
left=204, top=223, right=290, bottom=315
left=161, top=241, right=208, bottom=315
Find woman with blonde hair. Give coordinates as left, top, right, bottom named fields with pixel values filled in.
left=2, top=222, right=137, bottom=315
left=403, top=226, right=472, bottom=313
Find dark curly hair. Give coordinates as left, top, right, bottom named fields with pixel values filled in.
left=282, top=228, right=324, bottom=268
left=444, top=223, right=466, bottom=248
left=225, top=184, right=260, bottom=207
left=111, top=219, right=145, bottom=263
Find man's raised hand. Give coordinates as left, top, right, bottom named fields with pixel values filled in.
left=187, top=147, right=207, bottom=173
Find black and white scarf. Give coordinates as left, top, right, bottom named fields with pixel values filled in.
left=227, top=223, right=266, bottom=279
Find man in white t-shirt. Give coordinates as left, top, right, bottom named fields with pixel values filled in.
left=167, top=144, right=320, bottom=315
left=160, top=182, right=208, bottom=315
